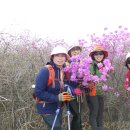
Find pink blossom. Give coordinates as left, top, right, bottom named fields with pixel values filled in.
left=114, top=92, right=120, bottom=97
left=104, top=27, right=108, bottom=30
left=118, top=25, right=122, bottom=28
left=127, top=87, right=130, bottom=91
left=102, top=85, right=108, bottom=92
left=109, top=86, right=114, bottom=91
left=70, top=74, right=76, bottom=81
left=127, top=102, right=130, bottom=106
left=97, top=63, right=103, bottom=68
left=92, top=75, right=99, bottom=82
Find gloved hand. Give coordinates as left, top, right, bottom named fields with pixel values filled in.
left=73, top=88, right=82, bottom=96
left=58, top=92, right=71, bottom=102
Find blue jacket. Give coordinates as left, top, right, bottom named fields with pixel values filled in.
left=35, top=61, right=65, bottom=114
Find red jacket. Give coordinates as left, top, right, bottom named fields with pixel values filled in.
left=124, top=70, right=130, bottom=90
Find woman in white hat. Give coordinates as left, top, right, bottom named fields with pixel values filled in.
left=34, top=45, right=71, bottom=130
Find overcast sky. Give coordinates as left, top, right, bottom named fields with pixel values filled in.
left=0, top=0, right=130, bottom=43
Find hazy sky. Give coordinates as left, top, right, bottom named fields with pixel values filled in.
left=0, top=0, right=130, bottom=43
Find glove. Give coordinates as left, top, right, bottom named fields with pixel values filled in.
left=73, top=88, right=82, bottom=96
left=58, top=92, right=71, bottom=102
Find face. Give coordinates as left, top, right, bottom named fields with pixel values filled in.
left=70, top=47, right=81, bottom=57
left=127, top=58, right=130, bottom=68
left=93, top=51, right=104, bottom=62
left=53, top=53, right=66, bottom=67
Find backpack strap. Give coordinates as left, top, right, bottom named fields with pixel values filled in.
left=45, top=65, right=55, bottom=88
left=45, top=65, right=66, bottom=90
left=59, top=68, right=64, bottom=90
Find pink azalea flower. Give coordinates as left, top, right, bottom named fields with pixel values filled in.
left=109, top=86, right=114, bottom=91
left=100, top=75, right=107, bottom=81
left=70, top=74, right=76, bottom=81
left=97, top=63, right=103, bottom=68
left=127, top=102, right=130, bottom=106
left=92, top=75, right=99, bottom=82
left=104, top=27, right=108, bottom=30
left=118, top=25, right=122, bottom=28
left=114, top=92, right=120, bottom=97
left=102, top=85, right=108, bottom=92
left=127, top=87, right=130, bottom=91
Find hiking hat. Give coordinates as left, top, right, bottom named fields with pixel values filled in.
left=68, top=45, right=82, bottom=56
left=50, top=45, right=69, bottom=60
left=126, top=52, right=130, bottom=61
left=125, top=52, right=130, bottom=67
left=89, top=45, right=108, bottom=58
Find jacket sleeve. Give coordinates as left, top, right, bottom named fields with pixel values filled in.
left=124, top=74, right=129, bottom=89
left=34, top=67, right=59, bottom=102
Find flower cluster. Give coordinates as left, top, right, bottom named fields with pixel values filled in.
left=64, top=55, right=114, bottom=88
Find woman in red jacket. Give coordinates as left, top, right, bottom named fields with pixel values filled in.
left=124, top=52, right=130, bottom=91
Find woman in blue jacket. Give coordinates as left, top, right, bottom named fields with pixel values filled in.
left=34, top=45, right=71, bottom=130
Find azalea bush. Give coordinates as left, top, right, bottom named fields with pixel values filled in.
left=0, top=26, right=130, bottom=130
left=66, top=26, right=130, bottom=121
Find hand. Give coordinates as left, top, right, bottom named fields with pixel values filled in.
left=58, top=92, right=71, bottom=102
left=73, top=88, right=82, bottom=96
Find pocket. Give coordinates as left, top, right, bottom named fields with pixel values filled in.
left=36, top=102, right=58, bottom=114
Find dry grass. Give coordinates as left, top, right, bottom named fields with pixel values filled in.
left=0, top=33, right=130, bottom=130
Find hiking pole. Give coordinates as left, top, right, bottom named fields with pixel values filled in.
left=51, top=85, right=66, bottom=130
left=77, top=83, right=83, bottom=129
left=66, top=101, right=71, bottom=130
left=51, top=107, right=60, bottom=130
left=65, top=85, right=71, bottom=130
left=77, top=96, right=81, bottom=113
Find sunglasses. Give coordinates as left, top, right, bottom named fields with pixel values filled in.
left=94, top=51, right=104, bottom=56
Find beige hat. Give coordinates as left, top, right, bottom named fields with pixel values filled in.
left=68, top=45, right=82, bottom=56
left=126, top=52, right=130, bottom=61
left=50, top=45, right=69, bottom=60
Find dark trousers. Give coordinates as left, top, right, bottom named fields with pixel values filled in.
left=42, top=111, right=62, bottom=130
left=69, top=99, right=82, bottom=130
left=86, top=95, right=104, bottom=130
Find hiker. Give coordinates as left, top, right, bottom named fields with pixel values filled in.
left=85, top=45, right=109, bottom=130
left=66, top=45, right=83, bottom=130
left=124, top=52, right=130, bottom=91
left=34, top=45, right=71, bottom=130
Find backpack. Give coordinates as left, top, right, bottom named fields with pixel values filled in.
left=32, top=64, right=64, bottom=103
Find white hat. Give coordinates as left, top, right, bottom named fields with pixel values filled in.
left=126, top=52, right=130, bottom=61
left=68, top=45, right=82, bottom=56
left=50, top=45, right=69, bottom=60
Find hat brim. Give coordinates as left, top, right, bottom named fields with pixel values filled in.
left=68, top=46, right=82, bottom=55
left=50, top=53, right=70, bottom=61
left=89, top=50, right=108, bottom=58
